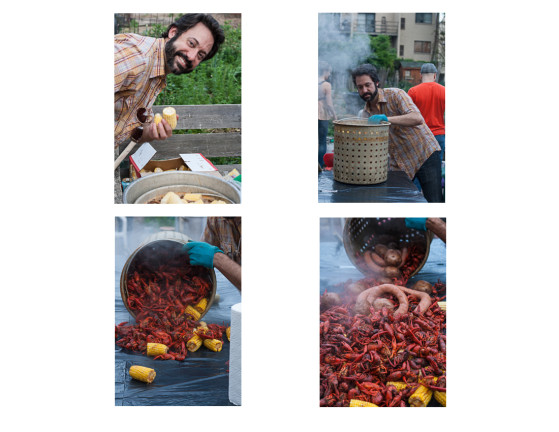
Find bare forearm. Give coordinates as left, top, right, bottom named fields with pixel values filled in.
left=213, top=253, right=242, bottom=291
left=426, top=218, right=446, bottom=243
left=387, top=112, right=423, bottom=126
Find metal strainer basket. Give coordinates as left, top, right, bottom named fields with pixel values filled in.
left=333, top=118, right=390, bottom=184
left=120, top=231, right=217, bottom=320
left=342, top=218, right=432, bottom=277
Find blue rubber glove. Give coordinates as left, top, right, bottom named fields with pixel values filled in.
left=405, top=218, right=427, bottom=231
left=368, top=114, right=388, bottom=124
left=182, top=241, right=223, bottom=268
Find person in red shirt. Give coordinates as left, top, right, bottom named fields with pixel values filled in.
left=408, top=63, right=445, bottom=165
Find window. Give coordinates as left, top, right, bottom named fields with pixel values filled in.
left=404, top=70, right=411, bottom=78
left=414, top=40, right=432, bottom=54
left=356, top=13, right=375, bottom=32
left=401, top=18, right=405, bottom=30
left=399, top=45, right=404, bottom=56
left=415, top=13, right=433, bottom=24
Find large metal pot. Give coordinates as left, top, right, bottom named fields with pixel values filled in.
left=343, top=218, right=432, bottom=278
left=123, top=171, right=241, bottom=204
left=120, top=231, right=217, bottom=320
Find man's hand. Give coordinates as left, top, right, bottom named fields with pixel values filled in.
left=139, top=119, right=173, bottom=143
left=405, top=218, right=427, bottom=231
left=368, top=114, right=388, bottom=124
left=182, top=241, right=223, bottom=268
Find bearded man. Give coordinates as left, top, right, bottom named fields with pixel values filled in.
left=352, top=63, right=443, bottom=203
left=114, top=14, right=225, bottom=147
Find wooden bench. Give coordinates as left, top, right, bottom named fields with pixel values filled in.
left=115, top=103, right=241, bottom=203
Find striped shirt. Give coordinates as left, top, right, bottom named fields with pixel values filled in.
left=359, top=88, right=440, bottom=179
left=114, top=34, right=167, bottom=147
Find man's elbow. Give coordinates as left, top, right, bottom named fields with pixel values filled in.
left=412, top=113, right=424, bottom=125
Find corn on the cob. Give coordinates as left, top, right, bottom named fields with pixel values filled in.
left=162, top=107, right=177, bottom=129
left=203, top=338, right=223, bottom=352
left=386, top=381, right=408, bottom=391
left=129, top=365, right=156, bottom=383
left=194, top=298, right=208, bottom=313
left=146, top=343, right=168, bottom=357
left=226, top=326, right=231, bottom=341
left=349, top=399, right=378, bottom=407
left=154, top=113, right=162, bottom=125
left=434, top=391, right=446, bottom=406
left=184, top=305, right=201, bottom=321
left=438, top=301, right=446, bottom=311
left=187, top=334, right=203, bottom=352
left=409, top=384, right=433, bottom=407
left=183, top=193, right=202, bottom=201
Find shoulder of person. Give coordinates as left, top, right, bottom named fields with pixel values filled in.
left=115, top=34, right=159, bottom=55
left=386, top=87, right=413, bottom=99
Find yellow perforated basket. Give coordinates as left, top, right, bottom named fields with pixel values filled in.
left=333, top=118, right=390, bottom=184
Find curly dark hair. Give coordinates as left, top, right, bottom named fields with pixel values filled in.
left=161, top=14, right=225, bottom=61
left=351, top=64, right=380, bottom=86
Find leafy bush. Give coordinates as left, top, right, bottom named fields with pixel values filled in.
left=155, top=22, right=241, bottom=106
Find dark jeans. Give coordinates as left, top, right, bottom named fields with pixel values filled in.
left=318, top=120, right=329, bottom=167
left=435, top=134, right=445, bottom=162
left=413, top=150, right=444, bottom=203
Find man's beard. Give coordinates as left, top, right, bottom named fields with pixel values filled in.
left=360, top=87, right=378, bottom=103
left=165, top=35, right=194, bottom=75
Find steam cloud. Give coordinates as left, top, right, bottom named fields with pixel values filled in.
left=318, top=14, right=373, bottom=114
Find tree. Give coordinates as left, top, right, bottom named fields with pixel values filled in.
left=367, top=35, right=397, bottom=86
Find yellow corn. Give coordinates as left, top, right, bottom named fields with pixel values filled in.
left=129, top=365, right=156, bottom=383
left=146, top=343, right=168, bottom=357
left=386, top=381, right=408, bottom=391
left=183, top=193, right=202, bottom=201
left=434, top=391, right=446, bottom=406
left=226, top=326, right=231, bottom=341
left=438, top=301, right=446, bottom=311
left=349, top=399, right=378, bottom=407
left=154, top=113, right=162, bottom=125
left=187, top=334, right=203, bottom=352
left=194, top=298, right=208, bottom=313
left=162, top=107, right=177, bottom=129
left=184, top=305, right=201, bottom=321
left=203, top=338, right=223, bottom=352
left=409, top=384, right=433, bottom=407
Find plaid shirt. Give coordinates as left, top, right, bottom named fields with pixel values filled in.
left=114, top=34, right=167, bottom=147
left=359, top=88, right=440, bottom=179
left=202, top=217, right=242, bottom=265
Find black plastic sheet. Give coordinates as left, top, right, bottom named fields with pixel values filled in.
left=115, top=237, right=241, bottom=406
left=318, top=170, right=427, bottom=203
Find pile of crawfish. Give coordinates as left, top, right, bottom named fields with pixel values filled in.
left=320, top=278, right=446, bottom=407
left=116, top=248, right=226, bottom=361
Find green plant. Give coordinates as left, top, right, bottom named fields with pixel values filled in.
left=397, top=81, right=414, bottom=92
left=143, top=23, right=167, bottom=38
left=208, top=156, right=241, bottom=165
left=155, top=22, right=241, bottom=106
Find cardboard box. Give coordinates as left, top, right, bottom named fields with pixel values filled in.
left=130, top=157, right=190, bottom=180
